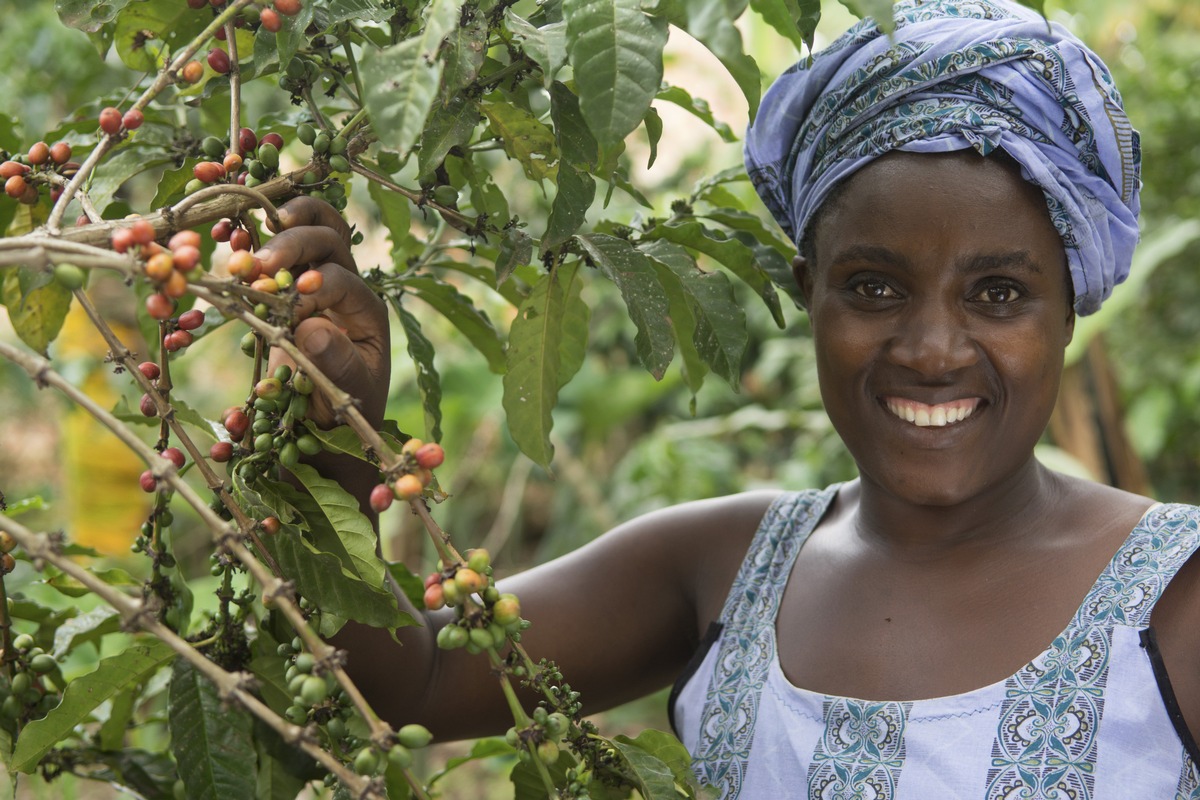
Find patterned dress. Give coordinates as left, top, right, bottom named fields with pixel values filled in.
left=670, top=487, right=1200, bottom=799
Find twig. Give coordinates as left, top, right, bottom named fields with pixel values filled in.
left=227, top=19, right=242, bottom=157
left=349, top=161, right=483, bottom=235
left=410, top=499, right=463, bottom=567
left=169, top=183, right=282, bottom=231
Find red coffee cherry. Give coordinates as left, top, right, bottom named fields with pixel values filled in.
left=210, top=441, right=234, bottom=462
left=122, top=109, right=144, bottom=131
left=260, top=8, right=283, bottom=31
left=193, top=161, right=225, bottom=183
left=260, top=132, right=284, bottom=150
left=393, top=474, right=425, bottom=501
left=238, top=127, right=258, bottom=153
left=181, top=61, right=204, bottom=84
left=177, top=309, right=205, bottom=331
left=423, top=583, right=445, bottom=611
left=211, top=219, right=234, bottom=243
left=295, top=270, right=323, bottom=295
left=414, top=443, right=445, bottom=470
left=4, top=175, right=26, bottom=199
left=145, top=293, right=175, bottom=320
left=99, top=107, right=122, bottom=135
left=369, top=484, right=394, bottom=513
left=223, top=152, right=243, bottom=174
left=111, top=227, right=135, bottom=253
left=225, top=250, right=256, bottom=280
left=223, top=409, right=249, bottom=440
left=275, top=0, right=302, bottom=16
left=27, top=142, right=50, bottom=166
left=229, top=227, right=252, bottom=252
left=144, top=252, right=174, bottom=282
left=138, top=361, right=160, bottom=380
left=164, top=330, right=194, bottom=352
left=162, top=447, right=186, bottom=469
left=130, top=218, right=156, bottom=246
left=139, top=470, right=158, bottom=493
left=0, top=553, right=16, bottom=575
left=172, top=245, right=201, bottom=272
left=50, top=143, right=72, bottom=165
left=168, top=230, right=201, bottom=251
left=261, top=517, right=281, bottom=535
left=140, top=393, right=158, bottom=417
left=187, top=0, right=207, bottom=8
left=207, top=48, right=231, bottom=75
left=0, top=161, right=28, bottom=179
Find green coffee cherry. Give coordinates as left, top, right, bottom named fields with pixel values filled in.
left=294, top=653, right=315, bottom=674
left=312, top=133, right=331, bottom=154
left=469, top=628, right=494, bottom=651
left=185, top=178, right=206, bottom=195
left=53, top=263, right=86, bottom=291
left=397, top=723, right=432, bottom=749
left=202, top=137, right=225, bottom=158
left=293, top=372, right=314, bottom=395
left=296, top=123, right=316, bottom=146
left=329, top=136, right=347, bottom=155
left=254, top=433, right=274, bottom=453
left=300, top=675, right=327, bottom=706
left=436, top=625, right=468, bottom=650
left=285, top=704, right=308, bottom=725
left=12, top=634, right=34, bottom=651
left=328, top=155, right=350, bottom=173
left=11, top=673, right=32, bottom=695
left=353, top=747, right=380, bottom=775
left=296, top=434, right=322, bottom=456
left=432, top=185, right=458, bottom=207
left=240, top=331, right=258, bottom=357
left=259, top=142, right=279, bottom=170
left=247, top=159, right=267, bottom=180
left=279, top=442, right=300, bottom=468
left=387, top=744, right=413, bottom=770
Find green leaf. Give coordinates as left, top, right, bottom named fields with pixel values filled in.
left=614, top=729, right=695, bottom=785
left=642, top=239, right=745, bottom=387
left=64, top=747, right=177, bottom=799
left=51, top=607, right=120, bottom=659
left=417, top=95, right=481, bottom=180
left=644, top=107, right=663, bottom=169
left=274, top=1, right=315, bottom=69
left=1014, top=0, right=1046, bottom=13
left=511, top=749, right=575, bottom=800
left=576, top=234, right=675, bottom=379
left=506, top=13, right=568, bottom=87
left=362, top=0, right=465, bottom=158
left=550, top=82, right=600, bottom=168
left=12, top=640, right=173, bottom=772
left=256, top=738, right=307, bottom=800
left=403, top=276, right=506, bottom=373
left=672, top=0, right=761, bottom=118
left=394, top=303, right=444, bottom=442
left=326, top=0, right=394, bottom=24
left=88, top=145, right=175, bottom=214
left=643, top=219, right=784, bottom=326
left=387, top=561, right=427, bottom=608
left=428, top=738, right=515, bottom=785
left=481, top=102, right=559, bottom=183
left=56, top=0, right=138, bottom=32
left=113, top=0, right=210, bottom=71
left=262, top=527, right=414, bottom=628
left=367, top=178, right=417, bottom=261
left=152, top=159, right=202, bottom=209
left=545, top=163, right=597, bottom=251
left=700, top=208, right=793, bottom=261
left=169, top=657, right=257, bottom=800
left=503, top=263, right=589, bottom=467
left=656, top=85, right=736, bottom=142
left=442, top=11, right=488, bottom=95
left=44, top=567, right=141, bottom=598
left=565, top=0, right=669, bottom=147
left=843, top=0, right=896, bottom=33
left=0, top=268, right=72, bottom=356
left=286, top=464, right=386, bottom=585
left=748, top=0, right=808, bottom=51
left=611, top=740, right=680, bottom=799
left=489, top=231, right=529, bottom=290
left=298, top=421, right=407, bottom=464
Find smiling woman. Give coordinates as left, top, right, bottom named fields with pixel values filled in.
left=290, top=0, right=1200, bottom=797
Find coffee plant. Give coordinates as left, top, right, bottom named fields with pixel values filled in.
left=0, top=0, right=1044, bottom=797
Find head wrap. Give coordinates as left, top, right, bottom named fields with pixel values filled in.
left=745, top=0, right=1141, bottom=315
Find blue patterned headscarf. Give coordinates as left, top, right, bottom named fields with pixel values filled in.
left=745, top=0, right=1140, bottom=315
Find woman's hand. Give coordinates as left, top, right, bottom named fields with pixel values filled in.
left=256, top=196, right=390, bottom=431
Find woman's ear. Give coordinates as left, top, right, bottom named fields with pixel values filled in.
left=792, top=255, right=813, bottom=311
left=1065, top=304, right=1076, bottom=346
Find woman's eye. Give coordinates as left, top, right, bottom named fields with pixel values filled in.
left=854, top=280, right=898, bottom=299
left=974, top=284, right=1022, bottom=303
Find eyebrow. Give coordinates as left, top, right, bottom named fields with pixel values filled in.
left=827, top=245, right=1043, bottom=275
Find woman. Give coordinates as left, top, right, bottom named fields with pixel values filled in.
left=256, top=0, right=1200, bottom=795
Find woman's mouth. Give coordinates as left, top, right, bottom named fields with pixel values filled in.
left=883, top=397, right=982, bottom=427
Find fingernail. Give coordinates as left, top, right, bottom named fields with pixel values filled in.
left=307, top=327, right=331, bottom=356
left=276, top=208, right=292, bottom=229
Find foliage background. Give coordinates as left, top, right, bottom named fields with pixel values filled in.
left=0, top=0, right=1198, bottom=795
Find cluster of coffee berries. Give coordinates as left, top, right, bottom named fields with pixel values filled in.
left=293, top=122, right=351, bottom=210
left=277, top=644, right=347, bottom=727
left=368, top=438, right=445, bottom=513
left=1, top=142, right=80, bottom=206
left=349, top=724, right=432, bottom=777
left=186, top=0, right=302, bottom=44
left=186, top=128, right=285, bottom=196
left=214, top=365, right=323, bottom=482
left=0, top=633, right=60, bottom=723
left=0, top=530, right=16, bottom=576
left=99, top=105, right=144, bottom=137
left=128, top=227, right=207, bottom=320
left=427, top=549, right=528, bottom=653
left=506, top=705, right=571, bottom=767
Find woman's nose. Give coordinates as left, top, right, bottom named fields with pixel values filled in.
left=886, top=301, right=979, bottom=378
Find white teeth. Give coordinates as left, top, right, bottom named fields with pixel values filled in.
left=886, top=400, right=977, bottom=428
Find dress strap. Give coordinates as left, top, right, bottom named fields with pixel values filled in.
left=1072, top=503, right=1200, bottom=630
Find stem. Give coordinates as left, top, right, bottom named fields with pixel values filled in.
left=0, top=514, right=387, bottom=800
left=342, top=42, right=367, bottom=108
left=489, top=652, right=557, bottom=797
left=0, top=574, right=13, bottom=679
left=338, top=108, right=369, bottom=141
left=227, top=19, right=242, bottom=157
left=409, top=499, right=462, bottom=567
left=169, top=184, right=282, bottom=231
left=349, top=161, right=483, bottom=236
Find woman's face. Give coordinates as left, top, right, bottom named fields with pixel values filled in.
left=796, top=150, right=1074, bottom=507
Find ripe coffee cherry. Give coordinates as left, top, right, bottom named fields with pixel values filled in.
left=172, top=245, right=201, bottom=272
left=138, top=361, right=160, bottom=380
left=211, top=218, right=234, bottom=242
left=163, top=270, right=189, bottom=298
left=50, top=142, right=72, bottom=165
left=0, top=161, right=27, bottom=179
left=0, top=553, right=16, bottom=575
left=369, top=484, right=394, bottom=513
left=261, top=517, right=281, bottom=535
left=145, top=293, right=175, bottom=320
left=226, top=250, right=255, bottom=279
left=210, top=441, right=234, bottom=462
left=207, top=48, right=231, bottom=75
left=260, top=132, right=284, bottom=150
left=260, top=8, right=283, bottom=32
left=27, top=142, right=50, bottom=166
left=177, top=309, right=205, bottom=331
left=162, top=447, right=186, bottom=469
left=144, top=252, right=174, bottom=281
left=111, top=227, right=135, bottom=253
left=163, top=330, right=193, bottom=352
left=130, top=218, right=156, bottom=246
left=415, top=443, right=445, bottom=470
left=251, top=277, right=279, bottom=294
left=238, top=127, right=258, bottom=153
left=401, top=437, right=424, bottom=456
left=140, top=393, right=158, bottom=417
left=229, top=227, right=251, bottom=251
left=168, top=230, right=201, bottom=251
left=122, top=109, right=144, bottom=131
left=295, top=270, right=323, bottom=295
left=139, top=470, right=158, bottom=493
left=193, top=161, right=225, bottom=183
left=187, top=0, right=207, bottom=8
left=423, top=582, right=445, bottom=611
left=4, top=175, right=27, bottom=199
left=393, top=474, right=424, bottom=501
left=224, top=409, right=249, bottom=440
left=181, top=60, right=204, bottom=84
left=223, top=152, right=243, bottom=174
left=275, top=0, right=302, bottom=16
left=99, top=107, right=122, bottom=134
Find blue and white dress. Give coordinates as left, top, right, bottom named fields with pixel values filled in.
left=670, top=487, right=1200, bottom=798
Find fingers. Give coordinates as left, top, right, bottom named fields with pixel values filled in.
left=256, top=225, right=357, bottom=277
left=293, top=263, right=388, bottom=341
left=268, top=196, right=352, bottom=246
